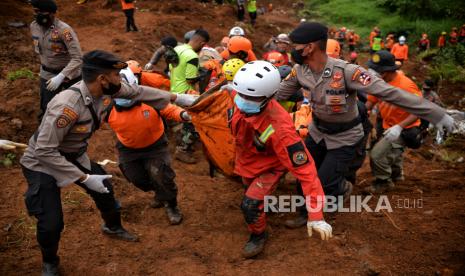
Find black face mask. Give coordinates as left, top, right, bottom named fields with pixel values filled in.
left=291, top=48, right=305, bottom=65
left=35, top=13, right=52, bottom=27
left=102, top=81, right=121, bottom=96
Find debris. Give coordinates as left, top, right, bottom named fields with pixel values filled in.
left=7, top=21, right=26, bottom=28
left=97, top=159, right=117, bottom=166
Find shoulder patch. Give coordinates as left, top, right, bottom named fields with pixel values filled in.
left=351, top=69, right=361, bottom=81
left=284, top=68, right=297, bottom=81
left=62, top=28, right=73, bottom=42
left=322, top=68, right=332, bottom=78
left=56, top=107, right=78, bottom=128
left=357, top=72, right=372, bottom=86
left=287, top=141, right=309, bottom=167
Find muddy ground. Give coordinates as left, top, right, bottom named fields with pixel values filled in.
left=0, top=0, right=464, bottom=275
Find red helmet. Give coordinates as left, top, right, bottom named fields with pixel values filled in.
left=265, top=51, right=286, bottom=67
left=126, top=60, right=142, bottom=74
left=227, top=36, right=252, bottom=54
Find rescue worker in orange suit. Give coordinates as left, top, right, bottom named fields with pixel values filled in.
left=220, top=36, right=257, bottom=62
left=391, top=36, right=408, bottom=64
left=106, top=98, right=191, bottom=225
left=437, top=31, right=447, bottom=48
left=347, top=30, right=359, bottom=52
left=263, top=33, right=291, bottom=64
left=121, top=0, right=138, bottom=32
left=229, top=61, right=331, bottom=258
left=369, top=26, right=380, bottom=48
left=365, top=50, right=423, bottom=192
left=125, top=60, right=170, bottom=90
left=418, top=33, right=430, bottom=52
left=263, top=51, right=288, bottom=67
left=449, top=27, right=458, bottom=45
left=275, top=22, right=455, bottom=228
left=385, top=34, right=395, bottom=52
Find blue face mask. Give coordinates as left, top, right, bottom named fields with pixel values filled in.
left=234, top=94, right=263, bottom=114
left=114, top=98, right=135, bottom=107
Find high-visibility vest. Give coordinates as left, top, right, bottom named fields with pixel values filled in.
left=372, top=37, right=382, bottom=51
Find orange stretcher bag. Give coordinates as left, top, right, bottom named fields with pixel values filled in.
left=186, top=82, right=236, bottom=176
left=291, top=104, right=312, bottom=138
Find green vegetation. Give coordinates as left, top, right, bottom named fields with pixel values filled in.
left=6, top=68, right=36, bottom=81
left=300, top=0, right=463, bottom=46
left=419, top=44, right=465, bottom=83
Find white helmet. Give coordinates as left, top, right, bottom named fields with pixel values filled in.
left=232, top=61, right=281, bottom=98
left=229, top=26, right=245, bottom=37
left=399, top=36, right=406, bottom=43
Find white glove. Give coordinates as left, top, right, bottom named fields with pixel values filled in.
left=0, top=139, right=28, bottom=150
left=174, top=93, right=198, bottom=107
left=46, top=73, right=65, bottom=91
left=307, top=220, right=332, bottom=240
left=446, top=109, right=465, bottom=121
left=181, top=111, right=192, bottom=121
left=435, top=114, right=455, bottom=133
left=82, top=174, right=111, bottom=193
left=144, top=63, right=154, bottom=70
left=383, top=124, right=403, bottom=142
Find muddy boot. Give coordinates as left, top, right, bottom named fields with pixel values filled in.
left=364, top=179, right=394, bottom=194
left=165, top=201, right=183, bottom=225
left=150, top=197, right=164, bottom=209
left=174, top=148, right=197, bottom=164
left=242, top=232, right=268, bottom=259
left=101, top=211, right=139, bottom=242
left=42, top=258, right=59, bottom=276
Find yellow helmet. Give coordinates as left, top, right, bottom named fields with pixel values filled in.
left=222, top=58, right=245, bottom=81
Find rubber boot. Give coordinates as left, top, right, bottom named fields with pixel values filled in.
left=165, top=200, right=183, bottom=225
left=101, top=211, right=139, bottom=242
left=242, top=231, right=268, bottom=259
left=42, top=257, right=59, bottom=276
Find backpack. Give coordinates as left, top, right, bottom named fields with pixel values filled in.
left=164, top=46, right=179, bottom=67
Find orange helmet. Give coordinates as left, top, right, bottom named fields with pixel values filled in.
left=265, top=51, right=286, bottom=67
left=126, top=60, right=142, bottom=74
left=326, top=39, right=341, bottom=58
left=227, top=36, right=252, bottom=54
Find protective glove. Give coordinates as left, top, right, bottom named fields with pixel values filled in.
left=46, top=73, right=65, bottom=91
left=144, top=63, right=154, bottom=71
left=307, top=220, right=332, bottom=240
left=174, top=93, right=199, bottom=107
left=383, top=124, right=403, bottom=142
left=181, top=111, right=192, bottom=121
left=435, top=114, right=455, bottom=133
left=0, top=139, right=28, bottom=150
left=81, top=174, right=111, bottom=193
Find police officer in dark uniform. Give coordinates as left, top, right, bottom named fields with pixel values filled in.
left=30, top=0, right=83, bottom=120
left=277, top=22, right=455, bottom=228
left=20, top=50, right=197, bottom=276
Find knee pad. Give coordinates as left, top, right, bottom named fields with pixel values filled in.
left=241, top=196, right=263, bottom=224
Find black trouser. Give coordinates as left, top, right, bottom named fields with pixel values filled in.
left=305, top=136, right=358, bottom=196
left=119, top=150, right=178, bottom=206
left=237, top=5, right=245, bottom=21
left=39, top=76, right=81, bottom=122
left=249, top=11, right=257, bottom=25
left=346, top=120, right=372, bottom=184
left=22, top=162, right=120, bottom=264
left=123, top=8, right=138, bottom=31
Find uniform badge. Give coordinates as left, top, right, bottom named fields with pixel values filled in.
left=331, top=105, right=343, bottom=113
left=351, top=69, right=361, bottom=81
left=332, top=71, right=343, bottom=81
left=328, top=96, right=342, bottom=104
left=358, top=72, right=372, bottom=86
left=322, top=68, right=332, bottom=78
left=330, top=81, right=343, bottom=89
left=372, top=54, right=381, bottom=63
left=73, top=125, right=89, bottom=133
left=287, top=141, right=309, bottom=167
left=62, top=29, right=73, bottom=42
left=56, top=107, right=78, bottom=128
left=51, top=29, right=59, bottom=40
